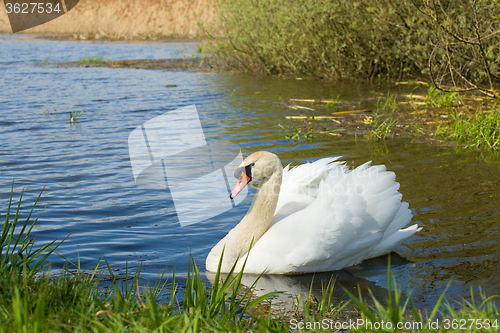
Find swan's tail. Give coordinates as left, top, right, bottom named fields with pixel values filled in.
left=366, top=224, right=422, bottom=260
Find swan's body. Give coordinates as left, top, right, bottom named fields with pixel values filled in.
left=206, top=151, right=420, bottom=274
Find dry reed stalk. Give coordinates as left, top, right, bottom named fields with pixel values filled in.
left=0, top=0, right=215, bottom=38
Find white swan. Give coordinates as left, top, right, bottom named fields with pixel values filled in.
left=206, top=151, right=421, bottom=274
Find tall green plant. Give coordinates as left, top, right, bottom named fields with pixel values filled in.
left=0, top=184, right=67, bottom=278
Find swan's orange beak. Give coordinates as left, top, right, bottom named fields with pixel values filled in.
left=230, top=172, right=250, bottom=199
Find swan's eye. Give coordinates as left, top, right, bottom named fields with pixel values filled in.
left=233, top=162, right=255, bottom=182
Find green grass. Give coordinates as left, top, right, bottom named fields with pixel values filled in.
left=343, top=255, right=500, bottom=332
left=1, top=183, right=67, bottom=279
left=0, top=186, right=285, bottom=331
left=436, top=108, right=500, bottom=150
left=368, top=116, right=398, bottom=141
left=377, top=92, right=398, bottom=113
left=39, top=57, right=50, bottom=65
left=77, top=56, right=106, bottom=64
left=2, top=185, right=500, bottom=332
left=426, top=87, right=461, bottom=108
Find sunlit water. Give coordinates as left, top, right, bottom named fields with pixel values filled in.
left=1, top=35, right=499, bottom=309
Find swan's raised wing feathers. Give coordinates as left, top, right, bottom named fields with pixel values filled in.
left=272, top=157, right=343, bottom=226
left=239, top=159, right=416, bottom=274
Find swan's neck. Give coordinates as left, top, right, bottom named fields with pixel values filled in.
left=239, top=168, right=283, bottom=236
left=206, top=154, right=284, bottom=272
left=224, top=166, right=283, bottom=259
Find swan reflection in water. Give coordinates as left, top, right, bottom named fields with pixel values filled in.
left=206, top=253, right=412, bottom=311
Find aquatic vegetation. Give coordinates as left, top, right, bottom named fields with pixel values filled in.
left=377, top=92, right=398, bottom=113
left=69, top=110, right=83, bottom=124
left=278, top=123, right=314, bottom=140
left=43, top=104, right=59, bottom=115
left=426, top=87, right=461, bottom=108
left=406, top=122, right=424, bottom=136
left=368, top=117, right=397, bottom=141
left=278, top=88, right=500, bottom=147
left=39, top=57, right=50, bottom=65
left=77, top=56, right=106, bottom=64
left=436, top=108, right=500, bottom=151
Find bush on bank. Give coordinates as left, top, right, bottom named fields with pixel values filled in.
left=201, top=0, right=500, bottom=84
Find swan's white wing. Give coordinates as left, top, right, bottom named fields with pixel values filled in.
left=238, top=161, right=416, bottom=274
left=272, top=157, right=343, bottom=226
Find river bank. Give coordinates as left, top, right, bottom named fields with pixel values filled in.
left=0, top=0, right=214, bottom=38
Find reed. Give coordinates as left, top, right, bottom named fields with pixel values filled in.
left=0, top=0, right=215, bottom=38
left=0, top=183, right=68, bottom=279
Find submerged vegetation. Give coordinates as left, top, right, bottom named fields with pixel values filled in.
left=42, top=104, right=60, bottom=115
left=1, top=185, right=500, bottom=331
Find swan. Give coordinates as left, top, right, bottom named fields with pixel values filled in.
left=206, top=151, right=421, bottom=274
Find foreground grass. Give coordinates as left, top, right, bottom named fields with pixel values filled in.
left=1, top=186, right=499, bottom=332
left=0, top=263, right=289, bottom=332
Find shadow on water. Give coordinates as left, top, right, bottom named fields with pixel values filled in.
left=1, top=36, right=500, bottom=310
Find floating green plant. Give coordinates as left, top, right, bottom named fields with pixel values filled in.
left=278, top=123, right=314, bottom=140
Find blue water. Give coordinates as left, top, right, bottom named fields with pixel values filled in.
left=1, top=35, right=500, bottom=309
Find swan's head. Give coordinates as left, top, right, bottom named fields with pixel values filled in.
left=230, top=151, right=281, bottom=199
